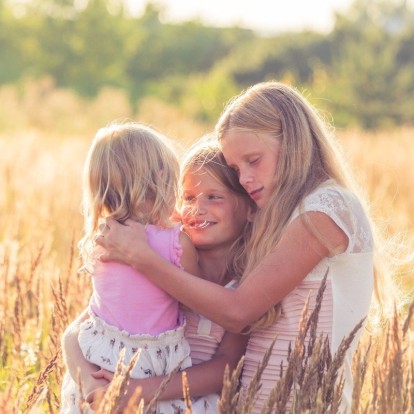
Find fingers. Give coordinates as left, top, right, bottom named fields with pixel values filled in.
left=94, top=220, right=111, bottom=247
left=93, top=233, right=104, bottom=243
left=91, top=370, right=104, bottom=379
left=105, top=217, right=118, bottom=227
left=86, top=387, right=106, bottom=404
left=98, top=222, right=110, bottom=233
left=91, top=369, right=114, bottom=381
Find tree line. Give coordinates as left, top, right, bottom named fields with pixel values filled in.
left=1, top=0, right=413, bottom=129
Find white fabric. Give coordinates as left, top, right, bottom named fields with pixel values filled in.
left=291, top=180, right=374, bottom=353
left=61, top=312, right=192, bottom=414
left=61, top=312, right=219, bottom=413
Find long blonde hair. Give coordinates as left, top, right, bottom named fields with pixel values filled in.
left=79, top=121, right=180, bottom=265
left=179, top=136, right=255, bottom=281
left=216, top=81, right=395, bottom=330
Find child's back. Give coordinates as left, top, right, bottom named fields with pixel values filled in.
left=90, top=225, right=182, bottom=335
left=90, top=224, right=183, bottom=335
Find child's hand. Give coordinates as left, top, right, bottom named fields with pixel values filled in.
left=92, top=368, right=157, bottom=407
left=86, top=383, right=109, bottom=410
left=96, top=217, right=153, bottom=271
left=91, top=368, right=114, bottom=382
left=86, top=369, right=113, bottom=409
left=83, top=374, right=109, bottom=402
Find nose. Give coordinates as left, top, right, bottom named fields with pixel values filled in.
left=194, top=197, right=207, bottom=215
left=239, top=169, right=253, bottom=188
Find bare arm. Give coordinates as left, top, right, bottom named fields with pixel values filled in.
left=61, top=309, right=109, bottom=395
left=178, top=231, right=201, bottom=277
left=98, top=213, right=347, bottom=333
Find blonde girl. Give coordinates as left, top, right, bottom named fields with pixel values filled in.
left=62, top=138, right=254, bottom=413
left=94, top=82, right=391, bottom=413
left=60, top=122, right=200, bottom=414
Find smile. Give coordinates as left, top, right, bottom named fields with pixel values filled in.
left=187, top=220, right=216, bottom=229
left=249, top=187, right=263, bottom=200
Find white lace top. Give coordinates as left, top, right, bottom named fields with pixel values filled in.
left=290, top=180, right=374, bottom=350
left=241, top=180, right=374, bottom=413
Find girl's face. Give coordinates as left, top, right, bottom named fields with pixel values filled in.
left=180, top=169, right=250, bottom=252
left=221, top=130, right=281, bottom=209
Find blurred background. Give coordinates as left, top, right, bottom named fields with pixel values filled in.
left=0, top=0, right=413, bottom=135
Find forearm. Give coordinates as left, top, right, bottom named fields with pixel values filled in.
left=155, top=331, right=248, bottom=400
left=133, top=249, right=245, bottom=332
left=62, top=311, right=103, bottom=392
left=99, top=218, right=321, bottom=331
left=123, top=352, right=239, bottom=405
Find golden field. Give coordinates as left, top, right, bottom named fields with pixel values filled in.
left=0, top=82, right=413, bottom=413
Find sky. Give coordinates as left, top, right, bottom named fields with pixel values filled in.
left=125, top=0, right=357, bottom=34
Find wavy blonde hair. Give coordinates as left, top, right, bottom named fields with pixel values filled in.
left=216, top=81, right=397, bottom=331
left=179, top=136, right=255, bottom=281
left=79, top=121, right=180, bottom=265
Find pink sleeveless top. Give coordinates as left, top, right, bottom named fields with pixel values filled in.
left=89, top=224, right=183, bottom=336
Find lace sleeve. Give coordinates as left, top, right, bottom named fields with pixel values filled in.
left=291, top=183, right=373, bottom=254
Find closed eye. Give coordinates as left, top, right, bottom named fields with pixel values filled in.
left=229, top=166, right=240, bottom=176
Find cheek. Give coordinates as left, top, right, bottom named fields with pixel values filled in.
left=227, top=207, right=247, bottom=230
left=170, top=208, right=182, bottom=222
left=180, top=206, right=193, bottom=222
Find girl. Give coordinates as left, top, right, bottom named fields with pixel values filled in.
left=62, top=138, right=254, bottom=412
left=61, top=121, right=201, bottom=414
left=95, top=82, right=384, bottom=413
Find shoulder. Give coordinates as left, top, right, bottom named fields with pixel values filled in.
left=293, top=180, right=373, bottom=253
left=304, top=181, right=355, bottom=209
left=293, top=180, right=364, bottom=220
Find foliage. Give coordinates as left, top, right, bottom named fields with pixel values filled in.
left=0, top=0, right=413, bottom=129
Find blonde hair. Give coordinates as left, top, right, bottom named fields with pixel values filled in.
left=180, top=136, right=255, bottom=281
left=216, top=81, right=397, bottom=330
left=79, top=121, right=180, bottom=265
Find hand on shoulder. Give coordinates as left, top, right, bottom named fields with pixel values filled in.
left=95, top=217, right=152, bottom=268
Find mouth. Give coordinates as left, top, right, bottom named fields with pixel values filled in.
left=186, top=220, right=216, bottom=230
left=249, top=187, right=264, bottom=200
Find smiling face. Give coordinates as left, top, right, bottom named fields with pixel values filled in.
left=221, top=129, right=281, bottom=209
left=180, top=168, right=250, bottom=252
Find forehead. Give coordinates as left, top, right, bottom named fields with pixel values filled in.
left=221, top=130, right=275, bottom=160
left=182, top=168, right=226, bottom=190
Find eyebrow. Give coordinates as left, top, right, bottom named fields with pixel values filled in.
left=182, top=187, right=228, bottom=194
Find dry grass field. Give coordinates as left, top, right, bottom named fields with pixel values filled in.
left=0, top=82, right=413, bottom=413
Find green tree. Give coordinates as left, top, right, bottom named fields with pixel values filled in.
left=125, top=2, right=255, bottom=105
left=33, top=0, right=130, bottom=96
left=323, top=0, right=414, bottom=129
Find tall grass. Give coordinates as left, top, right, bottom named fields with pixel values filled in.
left=0, top=82, right=413, bottom=413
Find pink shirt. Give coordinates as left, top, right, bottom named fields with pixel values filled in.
left=89, top=224, right=183, bottom=335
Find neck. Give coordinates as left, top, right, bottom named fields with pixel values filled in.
left=197, top=247, right=231, bottom=286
